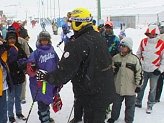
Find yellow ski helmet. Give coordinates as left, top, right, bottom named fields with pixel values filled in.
left=70, top=8, right=93, bottom=31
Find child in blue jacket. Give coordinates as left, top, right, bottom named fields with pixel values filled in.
left=27, top=31, right=61, bottom=123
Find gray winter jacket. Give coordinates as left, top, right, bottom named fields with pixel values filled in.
left=112, top=52, right=143, bottom=96
left=18, top=37, right=30, bottom=57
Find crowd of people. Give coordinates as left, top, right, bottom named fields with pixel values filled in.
left=0, top=7, right=164, bottom=123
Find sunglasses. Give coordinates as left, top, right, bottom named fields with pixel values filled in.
left=120, top=44, right=127, bottom=47
left=8, top=37, right=16, bottom=40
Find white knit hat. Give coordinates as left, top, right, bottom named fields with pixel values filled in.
left=120, top=37, right=133, bottom=50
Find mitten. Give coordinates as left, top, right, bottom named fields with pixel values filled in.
left=135, top=87, right=141, bottom=93
left=52, top=94, right=63, bottom=113
left=153, top=69, right=161, bottom=76
left=36, top=69, right=47, bottom=81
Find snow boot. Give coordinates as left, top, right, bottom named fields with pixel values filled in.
left=135, top=101, right=142, bottom=108
left=49, top=118, right=55, bottom=123
left=38, top=110, right=50, bottom=123
left=146, top=106, right=152, bottom=114
left=107, top=118, right=115, bottom=123
left=16, top=113, right=27, bottom=120
left=21, top=99, right=26, bottom=104
left=9, top=117, right=16, bottom=123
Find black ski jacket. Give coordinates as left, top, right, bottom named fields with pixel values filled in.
left=46, top=25, right=115, bottom=102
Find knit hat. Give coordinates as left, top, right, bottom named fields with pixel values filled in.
left=19, top=28, right=29, bottom=39
left=6, top=31, right=17, bottom=40
left=120, top=37, right=133, bottom=50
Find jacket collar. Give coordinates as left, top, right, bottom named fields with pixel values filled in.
left=74, top=24, right=94, bottom=39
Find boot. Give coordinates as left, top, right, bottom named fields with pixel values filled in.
left=107, top=118, right=115, bottom=123
left=16, top=113, right=26, bottom=120
left=49, top=118, right=55, bottom=123
left=9, top=117, right=16, bottom=123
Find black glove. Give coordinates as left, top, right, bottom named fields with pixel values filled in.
left=135, top=87, right=141, bottom=93
left=36, top=69, right=47, bottom=81
left=113, top=67, right=119, bottom=75
left=161, top=72, right=164, bottom=78
left=153, top=69, right=161, bottom=76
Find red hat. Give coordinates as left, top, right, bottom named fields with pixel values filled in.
left=105, top=21, right=113, bottom=28
left=12, top=22, right=21, bottom=31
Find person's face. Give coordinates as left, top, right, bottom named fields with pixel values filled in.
left=120, top=44, right=130, bottom=55
left=147, top=33, right=157, bottom=38
left=40, top=39, right=49, bottom=46
left=8, top=37, right=16, bottom=45
left=105, top=25, right=113, bottom=34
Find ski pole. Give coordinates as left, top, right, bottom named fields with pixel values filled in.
left=57, top=45, right=64, bottom=53
left=67, top=104, right=74, bottom=123
left=25, top=86, right=39, bottom=123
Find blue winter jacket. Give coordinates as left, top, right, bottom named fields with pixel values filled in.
left=101, top=31, right=120, bottom=57
left=28, top=43, right=59, bottom=104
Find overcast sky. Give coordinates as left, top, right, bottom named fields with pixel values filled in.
left=0, top=0, right=164, bottom=20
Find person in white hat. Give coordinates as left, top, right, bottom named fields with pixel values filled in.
left=135, top=24, right=164, bottom=114
left=107, top=37, right=143, bottom=123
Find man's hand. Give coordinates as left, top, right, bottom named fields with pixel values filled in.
left=135, top=87, right=141, bottom=93
left=36, top=69, right=47, bottom=81
left=153, top=69, right=161, bottom=76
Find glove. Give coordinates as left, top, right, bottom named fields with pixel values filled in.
left=153, top=69, right=161, bottom=76
left=161, top=72, right=164, bottom=78
left=135, top=87, right=141, bottom=93
left=52, top=94, right=63, bottom=113
left=36, top=69, right=47, bottom=81
left=113, top=67, right=119, bottom=75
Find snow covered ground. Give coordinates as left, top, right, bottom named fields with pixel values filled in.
left=14, top=24, right=164, bottom=123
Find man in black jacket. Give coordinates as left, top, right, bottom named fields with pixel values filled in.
left=37, top=8, right=115, bottom=123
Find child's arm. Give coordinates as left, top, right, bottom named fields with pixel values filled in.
left=135, top=57, right=143, bottom=87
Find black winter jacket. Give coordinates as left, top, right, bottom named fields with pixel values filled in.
left=8, top=44, right=27, bottom=85
left=46, top=25, right=115, bottom=102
